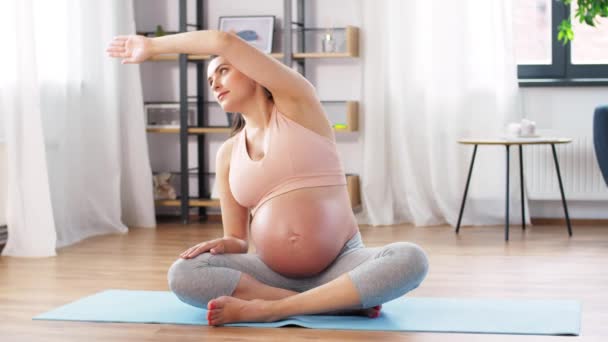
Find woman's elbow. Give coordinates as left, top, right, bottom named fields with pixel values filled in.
left=209, top=30, right=232, bottom=55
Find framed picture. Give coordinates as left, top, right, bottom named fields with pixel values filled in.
left=218, top=16, right=275, bottom=54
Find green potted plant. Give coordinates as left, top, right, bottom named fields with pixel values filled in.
left=557, top=0, right=608, bottom=44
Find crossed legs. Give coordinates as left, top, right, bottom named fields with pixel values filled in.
left=168, top=234, right=429, bottom=325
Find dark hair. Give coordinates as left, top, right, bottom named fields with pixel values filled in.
left=229, top=113, right=246, bottom=137
left=228, top=86, right=273, bottom=137
left=209, top=55, right=273, bottom=137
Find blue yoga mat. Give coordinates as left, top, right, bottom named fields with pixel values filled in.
left=33, top=290, right=580, bottom=335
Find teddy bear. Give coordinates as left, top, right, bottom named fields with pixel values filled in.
left=153, top=172, right=177, bottom=200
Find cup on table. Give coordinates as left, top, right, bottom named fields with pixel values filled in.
left=520, top=119, right=537, bottom=137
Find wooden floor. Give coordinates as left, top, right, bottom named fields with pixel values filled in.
left=1, top=221, right=607, bottom=341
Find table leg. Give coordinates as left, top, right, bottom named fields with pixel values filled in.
left=519, top=145, right=526, bottom=230
left=505, top=145, right=510, bottom=241
left=456, top=144, right=478, bottom=233
left=551, top=144, right=573, bottom=236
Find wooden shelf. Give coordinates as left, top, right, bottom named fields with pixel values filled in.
left=346, top=174, right=361, bottom=208
left=146, top=127, right=231, bottom=134
left=155, top=174, right=360, bottom=210
left=188, top=127, right=231, bottom=134
left=147, top=100, right=359, bottom=134
left=150, top=51, right=358, bottom=61
left=148, top=26, right=359, bottom=61
left=333, top=101, right=359, bottom=132
left=156, top=198, right=220, bottom=207
left=150, top=53, right=283, bottom=62
left=293, top=52, right=351, bottom=59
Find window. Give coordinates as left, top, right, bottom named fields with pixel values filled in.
left=570, top=1, right=608, bottom=65
left=514, top=0, right=608, bottom=80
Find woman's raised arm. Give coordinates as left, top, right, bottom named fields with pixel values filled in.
left=106, top=30, right=315, bottom=101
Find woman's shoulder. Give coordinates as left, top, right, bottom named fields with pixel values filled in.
left=274, top=97, right=334, bottom=141
left=216, top=134, right=239, bottom=169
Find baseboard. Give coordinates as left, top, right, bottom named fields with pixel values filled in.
left=529, top=200, right=608, bottom=220
left=531, top=217, right=608, bottom=226
left=201, top=214, right=222, bottom=223
left=155, top=214, right=222, bottom=224
left=162, top=213, right=608, bottom=226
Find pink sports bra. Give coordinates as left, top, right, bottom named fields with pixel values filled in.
left=229, top=105, right=347, bottom=216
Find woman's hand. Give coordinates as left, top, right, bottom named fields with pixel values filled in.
left=106, top=35, right=153, bottom=64
left=180, top=238, right=226, bottom=259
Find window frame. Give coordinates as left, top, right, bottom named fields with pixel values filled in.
left=517, top=1, right=608, bottom=82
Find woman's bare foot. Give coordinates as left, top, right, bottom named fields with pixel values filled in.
left=206, top=296, right=277, bottom=326
left=206, top=296, right=382, bottom=326
left=367, top=305, right=383, bottom=318
left=329, top=305, right=382, bottom=318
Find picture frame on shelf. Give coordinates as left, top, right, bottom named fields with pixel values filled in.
left=218, top=15, right=275, bottom=53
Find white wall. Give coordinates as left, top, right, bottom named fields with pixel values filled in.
left=134, top=0, right=608, bottom=219
left=522, top=87, right=608, bottom=219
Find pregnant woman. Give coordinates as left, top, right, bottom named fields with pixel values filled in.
left=107, top=30, right=429, bottom=326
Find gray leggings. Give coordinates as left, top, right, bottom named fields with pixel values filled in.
left=167, top=232, right=429, bottom=309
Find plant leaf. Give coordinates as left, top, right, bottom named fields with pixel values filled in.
left=567, top=30, right=574, bottom=40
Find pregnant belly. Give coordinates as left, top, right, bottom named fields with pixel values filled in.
left=251, top=185, right=358, bottom=278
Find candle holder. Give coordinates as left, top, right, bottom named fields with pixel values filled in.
left=321, top=29, right=336, bottom=53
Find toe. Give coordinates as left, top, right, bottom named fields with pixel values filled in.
left=209, top=315, right=224, bottom=326
left=208, top=296, right=229, bottom=310
left=370, top=307, right=382, bottom=318
left=207, top=312, right=219, bottom=326
left=209, top=309, right=221, bottom=320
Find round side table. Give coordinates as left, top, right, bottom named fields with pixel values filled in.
left=456, top=137, right=573, bottom=241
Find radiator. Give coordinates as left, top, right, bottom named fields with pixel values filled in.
left=524, top=136, right=608, bottom=200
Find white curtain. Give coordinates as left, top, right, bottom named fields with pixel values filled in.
left=358, top=0, right=528, bottom=227
left=0, top=0, right=156, bottom=257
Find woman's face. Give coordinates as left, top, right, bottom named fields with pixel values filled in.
left=207, top=56, right=257, bottom=112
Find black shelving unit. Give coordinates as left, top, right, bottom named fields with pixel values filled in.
left=161, top=0, right=358, bottom=224
left=0, top=225, right=7, bottom=252
left=174, top=0, right=309, bottom=224
left=178, top=0, right=206, bottom=224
